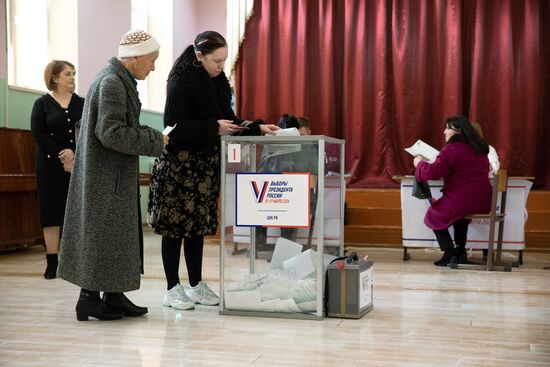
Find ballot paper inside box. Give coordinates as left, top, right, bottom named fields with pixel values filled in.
left=223, top=238, right=336, bottom=315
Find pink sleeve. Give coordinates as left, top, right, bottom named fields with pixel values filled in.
left=415, top=145, right=453, bottom=181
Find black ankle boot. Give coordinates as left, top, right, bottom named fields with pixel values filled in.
left=434, top=248, right=457, bottom=266
left=102, top=292, right=148, bottom=317
left=44, top=254, right=58, bottom=279
left=455, top=246, right=468, bottom=264
left=75, top=289, right=124, bottom=321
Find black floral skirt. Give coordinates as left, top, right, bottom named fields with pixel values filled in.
left=147, top=149, right=220, bottom=239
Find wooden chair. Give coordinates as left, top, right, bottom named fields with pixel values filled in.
left=450, top=169, right=514, bottom=271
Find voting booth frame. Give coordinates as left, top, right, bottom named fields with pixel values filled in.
left=219, top=135, right=345, bottom=320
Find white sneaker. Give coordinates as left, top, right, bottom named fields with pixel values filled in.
left=162, top=284, right=195, bottom=310
left=183, top=281, right=219, bottom=306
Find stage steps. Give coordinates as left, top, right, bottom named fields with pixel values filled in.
left=344, top=188, right=550, bottom=250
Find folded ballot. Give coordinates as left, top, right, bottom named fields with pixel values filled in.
left=404, top=140, right=439, bottom=163
left=162, top=123, right=177, bottom=135
left=274, top=127, right=300, bottom=136
left=269, top=237, right=303, bottom=270
left=263, top=128, right=302, bottom=157
left=283, top=249, right=316, bottom=279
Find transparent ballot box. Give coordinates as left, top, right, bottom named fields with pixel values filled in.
left=219, top=135, right=345, bottom=320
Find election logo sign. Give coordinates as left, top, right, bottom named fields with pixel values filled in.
left=236, top=173, right=310, bottom=227
left=250, top=180, right=269, bottom=203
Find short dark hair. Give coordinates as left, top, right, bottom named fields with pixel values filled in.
left=44, top=60, right=75, bottom=91
left=297, top=117, right=310, bottom=129
left=278, top=114, right=299, bottom=129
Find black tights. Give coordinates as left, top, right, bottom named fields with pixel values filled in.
left=161, top=235, right=204, bottom=290
left=433, top=218, right=469, bottom=251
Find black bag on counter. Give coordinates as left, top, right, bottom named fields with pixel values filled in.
left=412, top=178, right=432, bottom=199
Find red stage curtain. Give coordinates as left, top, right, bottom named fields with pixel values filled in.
left=234, top=0, right=550, bottom=189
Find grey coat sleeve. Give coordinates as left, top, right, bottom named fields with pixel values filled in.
left=94, top=75, right=164, bottom=157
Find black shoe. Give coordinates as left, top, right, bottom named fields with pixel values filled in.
left=103, top=293, right=148, bottom=317
left=434, top=248, right=457, bottom=267
left=455, top=246, right=468, bottom=264
left=75, top=290, right=124, bottom=321
left=44, top=254, right=58, bottom=279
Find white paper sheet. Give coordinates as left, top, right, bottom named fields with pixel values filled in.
left=404, top=139, right=439, bottom=163
left=274, top=127, right=300, bottom=136
left=162, top=124, right=177, bottom=135
left=283, top=249, right=316, bottom=279
left=269, top=237, right=303, bottom=270
left=224, top=290, right=303, bottom=313
left=224, top=290, right=262, bottom=309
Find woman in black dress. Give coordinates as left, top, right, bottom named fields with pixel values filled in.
left=148, top=31, right=278, bottom=310
left=30, top=60, right=84, bottom=279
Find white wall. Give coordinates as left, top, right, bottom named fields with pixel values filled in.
left=49, top=0, right=78, bottom=75
left=197, top=0, right=227, bottom=39
left=77, top=0, right=131, bottom=94
left=74, top=0, right=227, bottom=100
left=173, top=0, right=198, bottom=58
left=1, top=0, right=7, bottom=127
left=146, top=0, right=174, bottom=110
left=0, top=0, right=6, bottom=79
left=173, top=0, right=227, bottom=59
left=2, top=0, right=228, bottom=117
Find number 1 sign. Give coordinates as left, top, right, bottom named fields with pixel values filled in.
left=227, top=143, right=241, bottom=163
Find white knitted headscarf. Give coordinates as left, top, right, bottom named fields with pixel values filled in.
left=118, top=29, right=160, bottom=58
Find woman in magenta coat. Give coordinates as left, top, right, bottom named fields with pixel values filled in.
left=414, top=115, right=492, bottom=266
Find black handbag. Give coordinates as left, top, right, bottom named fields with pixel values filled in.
left=412, top=178, right=432, bottom=199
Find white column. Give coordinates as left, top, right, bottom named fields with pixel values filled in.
left=77, top=0, right=131, bottom=94
left=0, top=0, right=7, bottom=127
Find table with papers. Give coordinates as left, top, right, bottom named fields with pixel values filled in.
left=397, top=176, right=533, bottom=259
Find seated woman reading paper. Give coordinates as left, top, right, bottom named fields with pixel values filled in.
left=413, top=115, right=492, bottom=266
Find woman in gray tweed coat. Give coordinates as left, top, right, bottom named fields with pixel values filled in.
left=58, top=30, right=168, bottom=321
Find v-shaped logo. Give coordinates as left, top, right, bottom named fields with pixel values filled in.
left=250, top=181, right=270, bottom=203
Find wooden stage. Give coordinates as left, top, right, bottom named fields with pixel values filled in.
left=345, top=188, right=550, bottom=250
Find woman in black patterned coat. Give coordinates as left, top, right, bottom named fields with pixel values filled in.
left=30, top=60, right=84, bottom=279
left=148, top=31, right=278, bottom=310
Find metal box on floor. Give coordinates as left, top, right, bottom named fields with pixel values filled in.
left=327, top=259, right=374, bottom=319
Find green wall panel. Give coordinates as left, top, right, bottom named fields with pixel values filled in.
left=138, top=110, right=163, bottom=222
left=0, top=79, right=6, bottom=127
left=7, top=87, right=42, bottom=130
left=139, top=110, right=163, bottom=173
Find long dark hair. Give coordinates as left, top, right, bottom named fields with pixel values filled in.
left=445, top=115, right=489, bottom=155
left=168, top=31, right=227, bottom=80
